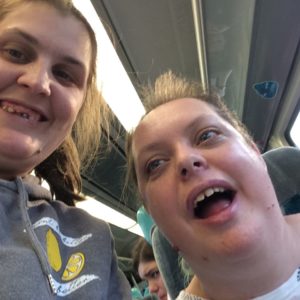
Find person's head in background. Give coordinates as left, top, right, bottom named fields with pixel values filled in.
left=0, top=0, right=110, bottom=204
left=132, top=238, right=168, bottom=300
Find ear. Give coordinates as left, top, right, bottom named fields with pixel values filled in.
left=250, top=141, right=269, bottom=169
left=250, top=140, right=261, bottom=154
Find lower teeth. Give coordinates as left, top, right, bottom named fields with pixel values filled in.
left=20, top=113, right=29, bottom=119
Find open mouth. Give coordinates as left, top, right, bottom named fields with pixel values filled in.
left=0, top=100, right=47, bottom=122
left=193, top=187, right=235, bottom=219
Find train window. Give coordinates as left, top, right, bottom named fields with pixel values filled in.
left=289, top=110, right=300, bottom=147
left=73, top=0, right=145, bottom=131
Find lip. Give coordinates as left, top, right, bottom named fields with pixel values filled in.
left=0, top=98, right=49, bottom=121
left=186, top=179, right=238, bottom=224
left=158, top=294, right=168, bottom=300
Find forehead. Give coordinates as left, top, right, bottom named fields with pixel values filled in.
left=0, top=2, right=91, bottom=70
left=132, top=98, right=224, bottom=155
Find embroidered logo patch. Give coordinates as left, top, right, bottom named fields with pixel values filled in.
left=47, top=229, right=62, bottom=272
left=34, top=217, right=98, bottom=296
left=62, top=252, right=85, bottom=281
left=33, top=217, right=92, bottom=247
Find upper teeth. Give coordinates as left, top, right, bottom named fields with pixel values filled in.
left=2, top=105, right=30, bottom=119
left=2, top=105, right=15, bottom=113
left=194, top=187, right=225, bottom=207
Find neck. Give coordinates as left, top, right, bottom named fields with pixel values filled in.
left=191, top=215, right=300, bottom=300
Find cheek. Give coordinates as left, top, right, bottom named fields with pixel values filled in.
left=158, top=275, right=166, bottom=286
left=146, top=186, right=179, bottom=238
left=0, top=63, right=16, bottom=88
left=224, top=143, right=274, bottom=199
left=143, top=181, right=171, bottom=214
left=224, top=141, right=262, bottom=176
left=147, top=199, right=163, bottom=221
left=53, top=91, right=84, bottom=125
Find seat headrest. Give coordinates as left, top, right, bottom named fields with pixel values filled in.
left=263, top=146, right=300, bottom=206
left=137, top=206, right=155, bottom=245
left=152, top=226, right=186, bottom=299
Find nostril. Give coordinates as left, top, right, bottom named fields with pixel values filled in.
left=193, top=161, right=201, bottom=167
left=181, top=168, right=188, bottom=176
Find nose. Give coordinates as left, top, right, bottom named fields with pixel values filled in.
left=176, top=145, right=207, bottom=180
left=17, top=61, right=51, bottom=97
left=148, top=281, right=159, bottom=294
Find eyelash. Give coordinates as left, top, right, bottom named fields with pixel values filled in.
left=149, top=270, right=160, bottom=279
left=196, top=128, right=220, bottom=145
left=2, top=46, right=31, bottom=64
left=53, top=67, right=76, bottom=85
left=144, top=128, right=221, bottom=176
left=146, top=158, right=166, bottom=174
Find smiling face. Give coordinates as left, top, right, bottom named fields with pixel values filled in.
left=138, top=260, right=168, bottom=300
left=132, top=98, right=282, bottom=270
left=0, top=2, right=91, bottom=179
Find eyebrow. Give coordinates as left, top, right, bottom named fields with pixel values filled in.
left=184, top=114, right=211, bottom=132
left=6, top=28, right=39, bottom=45
left=143, top=268, right=158, bottom=278
left=3, top=28, right=87, bottom=70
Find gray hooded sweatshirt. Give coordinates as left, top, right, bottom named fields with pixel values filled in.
left=0, top=176, right=131, bottom=299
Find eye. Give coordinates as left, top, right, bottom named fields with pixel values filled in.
left=2, top=47, right=29, bottom=64
left=149, top=270, right=160, bottom=279
left=146, top=158, right=166, bottom=174
left=53, top=67, right=75, bottom=85
left=196, top=129, right=219, bottom=144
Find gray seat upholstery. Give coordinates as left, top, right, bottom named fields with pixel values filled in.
left=152, top=227, right=186, bottom=299
left=264, top=146, right=300, bottom=213
left=151, top=146, right=300, bottom=299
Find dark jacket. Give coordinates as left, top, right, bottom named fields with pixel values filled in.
left=0, top=176, right=131, bottom=299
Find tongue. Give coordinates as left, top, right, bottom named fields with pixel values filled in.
left=203, top=199, right=231, bottom=218
left=196, top=198, right=231, bottom=219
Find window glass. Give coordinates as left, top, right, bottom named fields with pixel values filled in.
left=204, top=0, right=255, bottom=116
left=290, top=110, right=300, bottom=147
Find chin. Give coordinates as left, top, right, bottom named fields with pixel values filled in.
left=0, top=136, right=40, bottom=160
left=215, top=222, right=265, bottom=259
